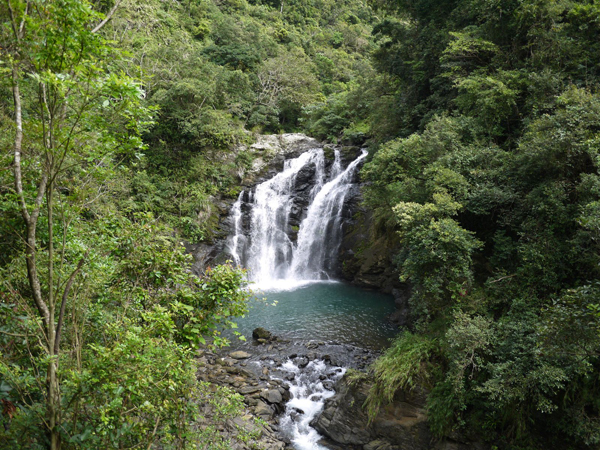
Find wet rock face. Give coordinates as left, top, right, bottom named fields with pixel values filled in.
left=337, top=206, right=403, bottom=294
left=314, top=377, right=488, bottom=450
left=389, top=286, right=412, bottom=327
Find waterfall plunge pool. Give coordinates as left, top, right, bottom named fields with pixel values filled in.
left=222, top=281, right=397, bottom=450
left=231, top=281, right=397, bottom=350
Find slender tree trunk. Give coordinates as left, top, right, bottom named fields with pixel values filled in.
left=12, top=63, right=61, bottom=450
left=47, top=182, right=61, bottom=450
left=12, top=66, right=51, bottom=328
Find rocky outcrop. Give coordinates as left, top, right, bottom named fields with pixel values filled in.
left=245, top=134, right=321, bottom=179
left=338, top=207, right=402, bottom=293
left=314, top=377, right=429, bottom=449
left=314, top=377, right=488, bottom=450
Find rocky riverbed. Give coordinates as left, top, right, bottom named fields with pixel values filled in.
left=199, top=331, right=380, bottom=450
left=198, top=329, right=488, bottom=450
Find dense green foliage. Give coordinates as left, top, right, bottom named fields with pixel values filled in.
left=0, top=0, right=379, bottom=447
left=103, top=0, right=377, bottom=241
left=0, top=1, right=254, bottom=448
left=3, top=0, right=600, bottom=448
left=358, top=1, right=600, bottom=448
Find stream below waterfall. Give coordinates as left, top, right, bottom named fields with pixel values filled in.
left=221, top=142, right=398, bottom=449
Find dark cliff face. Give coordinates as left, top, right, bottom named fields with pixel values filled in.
left=337, top=200, right=399, bottom=291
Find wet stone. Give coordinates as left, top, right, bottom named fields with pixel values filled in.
left=261, top=389, right=283, bottom=405
left=229, top=351, right=252, bottom=360
left=238, top=385, right=263, bottom=395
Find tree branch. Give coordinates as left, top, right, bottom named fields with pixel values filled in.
left=54, top=252, right=89, bottom=354
left=91, top=0, right=122, bottom=34
left=11, top=65, right=50, bottom=329
left=489, top=274, right=517, bottom=284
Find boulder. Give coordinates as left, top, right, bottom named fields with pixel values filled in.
left=253, top=327, right=272, bottom=340
left=254, top=400, right=274, bottom=420
left=260, top=389, right=283, bottom=405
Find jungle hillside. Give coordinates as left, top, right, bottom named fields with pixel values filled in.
left=2, top=0, right=600, bottom=449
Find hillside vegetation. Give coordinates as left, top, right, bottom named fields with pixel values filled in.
left=354, top=1, right=600, bottom=449
left=0, top=0, right=375, bottom=448
left=2, top=0, right=600, bottom=449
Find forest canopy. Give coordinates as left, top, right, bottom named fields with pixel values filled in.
left=1, top=0, right=600, bottom=449
left=359, top=1, right=600, bottom=448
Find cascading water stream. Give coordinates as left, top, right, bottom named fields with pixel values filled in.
left=229, top=191, right=244, bottom=267
left=277, top=359, right=346, bottom=450
left=228, top=147, right=366, bottom=290
left=289, top=150, right=367, bottom=280
left=225, top=144, right=370, bottom=449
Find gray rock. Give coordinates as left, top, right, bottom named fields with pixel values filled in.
left=295, top=357, right=309, bottom=369
left=254, top=400, right=274, bottom=420
left=253, top=327, right=272, bottom=340
left=260, top=389, right=283, bottom=404
left=313, top=377, right=427, bottom=447
left=229, top=351, right=252, bottom=360
left=238, top=385, right=263, bottom=395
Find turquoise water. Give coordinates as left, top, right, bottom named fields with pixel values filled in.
left=232, top=281, right=398, bottom=349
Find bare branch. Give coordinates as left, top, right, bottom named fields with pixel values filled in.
left=92, top=0, right=123, bottom=34
left=54, top=252, right=89, bottom=354
left=489, top=274, right=517, bottom=284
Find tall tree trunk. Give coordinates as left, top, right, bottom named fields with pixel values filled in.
left=47, top=182, right=61, bottom=450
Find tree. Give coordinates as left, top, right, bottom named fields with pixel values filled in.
left=1, top=1, right=147, bottom=447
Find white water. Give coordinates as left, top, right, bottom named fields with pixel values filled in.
left=229, top=147, right=367, bottom=291
left=289, top=150, right=367, bottom=280
left=277, top=359, right=346, bottom=449
left=228, top=191, right=244, bottom=267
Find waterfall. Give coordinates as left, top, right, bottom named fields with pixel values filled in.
left=228, top=191, right=244, bottom=267
left=289, top=150, right=367, bottom=280
left=227, top=146, right=366, bottom=290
